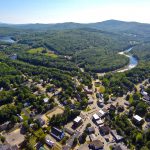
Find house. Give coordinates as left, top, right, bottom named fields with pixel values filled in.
left=76, top=93, right=82, bottom=102
left=84, top=86, right=93, bottom=94
left=98, top=109, right=106, bottom=118
left=87, top=126, right=95, bottom=134
left=30, top=111, right=36, bottom=117
left=124, top=101, right=130, bottom=106
left=35, top=142, right=43, bottom=150
left=95, top=79, right=101, bottom=85
left=140, top=85, right=144, bottom=90
left=43, top=97, right=49, bottom=103
left=111, top=97, right=117, bottom=101
left=93, top=114, right=100, bottom=121
left=54, top=91, right=60, bottom=96
left=111, top=130, right=124, bottom=142
left=89, top=134, right=97, bottom=141
left=45, top=137, right=55, bottom=147
left=141, top=90, right=148, bottom=96
left=109, top=104, right=116, bottom=111
left=17, top=114, right=23, bottom=122
left=113, top=143, right=128, bottom=150
left=96, top=93, right=103, bottom=99
left=96, top=119, right=104, bottom=125
left=88, top=99, right=94, bottom=104
left=89, top=140, right=104, bottom=150
left=143, top=95, right=150, bottom=101
left=24, top=102, right=30, bottom=107
left=117, top=105, right=124, bottom=112
left=37, top=117, right=45, bottom=126
left=98, top=99, right=103, bottom=104
left=99, top=125, right=110, bottom=135
left=0, top=121, right=10, bottom=131
left=108, top=99, right=112, bottom=104
left=98, top=100, right=104, bottom=108
left=104, top=135, right=110, bottom=142
left=50, top=127, right=65, bottom=141
left=88, top=96, right=94, bottom=104
left=102, top=108, right=108, bottom=113
left=73, top=116, right=82, bottom=126
left=47, top=87, right=55, bottom=92
left=10, top=54, right=17, bottom=60
left=133, top=115, right=143, bottom=124
left=62, top=145, right=71, bottom=150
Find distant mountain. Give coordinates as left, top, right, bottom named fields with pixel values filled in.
left=0, top=22, right=84, bottom=30
left=1, top=20, right=150, bottom=37
left=88, top=20, right=150, bottom=36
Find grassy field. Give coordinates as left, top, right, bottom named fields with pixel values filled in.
left=45, top=51, right=58, bottom=58
left=28, top=47, right=58, bottom=58
left=28, top=47, right=44, bottom=54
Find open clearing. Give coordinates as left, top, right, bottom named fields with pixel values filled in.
left=41, top=106, right=64, bottom=122
left=28, top=47, right=58, bottom=58
left=4, top=128, right=25, bottom=146
left=28, top=47, right=44, bottom=54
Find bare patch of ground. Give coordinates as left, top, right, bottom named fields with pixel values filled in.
left=41, top=106, right=64, bottom=123
left=4, top=128, right=25, bottom=146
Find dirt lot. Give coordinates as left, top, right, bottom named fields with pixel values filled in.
left=4, top=128, right=25, bottom=146
left=41, top=106, right=64, bottom=123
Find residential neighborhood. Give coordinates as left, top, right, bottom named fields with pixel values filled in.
left=0, top=76, right=150, bottom=150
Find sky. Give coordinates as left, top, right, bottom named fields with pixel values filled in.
left=0, top=0, right=150, bottom=24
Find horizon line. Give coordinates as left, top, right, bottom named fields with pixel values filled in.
left=0, top=19, right=150, bottom=25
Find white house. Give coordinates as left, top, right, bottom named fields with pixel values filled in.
left=98, top=109, right=106, bottom=118
left=133, top=115, right=143, bottom=124
left=73, top=116, right=82, bottom=126
left=96, top=119, right=104, bottom=125
left=141, top=90, right=148, bottom=96
left=45, top=137, right=55, bottom=147
left=93, top=114, right=100, bottom=121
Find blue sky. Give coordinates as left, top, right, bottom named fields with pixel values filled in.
left=0, top=0, right=150, bottom=24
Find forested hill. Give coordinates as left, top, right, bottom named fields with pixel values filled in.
left=1, top=20, right=150, bottom=73
left=88, top=20, right=150, bottom=36
left=1, top=20, right=150, bottom=37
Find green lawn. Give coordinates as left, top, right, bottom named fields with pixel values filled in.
left=28, top=47, right=44, bottom=54
left=29, top=135, right=37, bottom=147
left=21, top=113, right=29, bottom=121
left=28, top=47, right=58, bottom=58
left=34, top=128, right=45, bottom=137
left=45, top=51, right=58, bottom=58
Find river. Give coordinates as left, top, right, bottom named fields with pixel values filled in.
left=97, top=47, right=138, bottom=76
left=0, top=36, right=15, bottom=43
left=117, top=47, right=138, bottom=72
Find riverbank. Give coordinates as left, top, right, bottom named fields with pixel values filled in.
left=97, top=47, right=138, bottom=76
left=117, top=47, right=138, bottom=72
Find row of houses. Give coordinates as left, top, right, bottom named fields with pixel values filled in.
left=92, top=109, right=107, bottom=125
left=44, top=127, right=65, bottom=148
